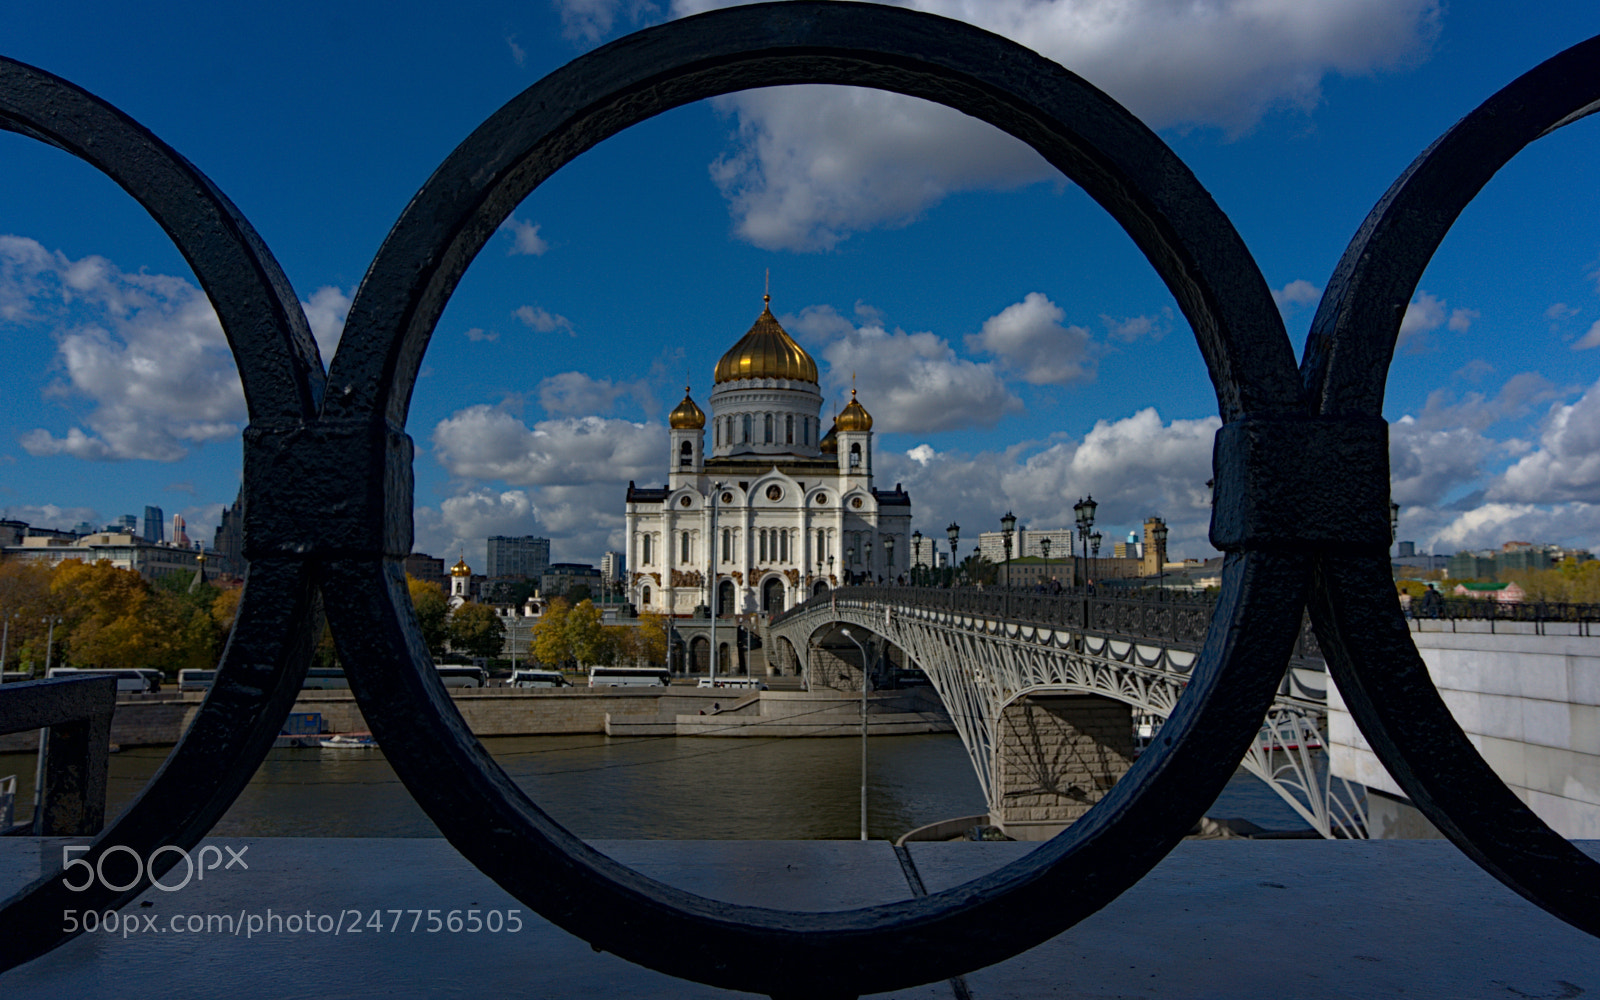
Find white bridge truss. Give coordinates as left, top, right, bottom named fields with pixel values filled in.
left=769, top=592, right=1368, bottom=839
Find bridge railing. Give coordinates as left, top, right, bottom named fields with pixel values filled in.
left=1423, top=597, right=1600, bottom=635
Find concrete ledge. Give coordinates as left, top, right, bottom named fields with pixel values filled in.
left=3, top=839, right=1596, bottom=997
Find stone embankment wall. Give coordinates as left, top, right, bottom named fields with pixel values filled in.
left=1329, top=620, right=1599, bottom=839
left=0, top=688, right=730, bottom=752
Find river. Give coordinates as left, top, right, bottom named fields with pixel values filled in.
left=2, top=733, right=1312, bottom=839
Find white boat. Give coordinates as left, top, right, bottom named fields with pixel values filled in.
left=319, top=733, right=378, bottom=749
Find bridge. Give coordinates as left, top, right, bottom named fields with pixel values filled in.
left=769, top=585, right=1366, bottom=839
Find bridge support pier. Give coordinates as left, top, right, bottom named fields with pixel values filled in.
left=995, top=694, right=1134, bottom=841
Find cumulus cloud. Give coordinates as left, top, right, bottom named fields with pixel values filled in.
left=2, top=236, right=350, bottom=462
left=1396, top=291, right=1446, bottom=351
left=431, top=405, right=662, bottom=486
left=514, top=305, right=574, bottom=334
left=874, top=408, right=1222, bottom=561
left=1489, top=377, right=1600, bottom=505
left=501, top=216, right=550, bottom=256
left=787, top=305, right=1021, bottom=432
left=506, top=35, right=526, bottom=67
left=536, top=371, right=652, bottom=417
left=1272, top=279, right=1321, bottom=309
left=0, top=503, right=101, bottom=532
left=1100, top=312, right=1168, bottom=344
left=463, top=327, right=499, bottom=343
left=1447, top=307, right=1478, bottom=333
left=966, top=293, right=1095, bottom=385
left=663, top=0, right=1442, bottom=249
left=1546, top=302, right=1580, bottom=329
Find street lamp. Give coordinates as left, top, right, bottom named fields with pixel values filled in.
left=709, top=481, right=725, bottom=683
left=946, top=522, right=960, bottom=588
left=839, top=626, right=871, bottom=842
left=883, top=535, right=894, bottom=584
left=911, top=530, right=923, bottom=587
left=845, top=546, right=855, bottom=586
left=1000, top=511, right=1016, bottom=591
left=864, top=537, right=873, bottom=584
left=42, top=616, right=63, bottom=676
left=1153, top=520, right=1169, bottom=599
left=1090, top=531, right=1102, bottom=584
left=1073, top=495, right=1097, bottom=587
left=827, top=554, right=835, bottom=589
left=1040, top=536, right=1051, bottom=593
left=1390, top=500, right=1401, bottom=551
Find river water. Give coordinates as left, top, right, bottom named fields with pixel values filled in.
left=2, top=733, right=1310, bottom=840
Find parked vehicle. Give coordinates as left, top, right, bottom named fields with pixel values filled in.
left=509, top=669, right=570, bottom=688
left=588, top=667, right=671, bottom=688
left=178, top=669, right=216, bottom=692
left=696, top=678, right=767, bottom=690
left=46, top=667, right=158, bottom=693
left=436, top=665, right=489, bottom=688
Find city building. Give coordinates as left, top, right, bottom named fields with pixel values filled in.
left=600, top=551, right=625, bottom=584
left=540, top=563, right=603, bottom=597
left=211, top=494, right=244, bottom=577
left=111, top=514, right=138, bottom=533
left=624, top=292, right=913, bottom=616
left=404, top=553, right=448, bottom=591
left=486, top=535, right=551, bottom=580
left=143, top=505, right=165, bottom=544
left=2, top=530, right=210, bottom=582
left=977, top=527, right=1074, bottom=564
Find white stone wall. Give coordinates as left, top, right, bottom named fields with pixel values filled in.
left=1328, top=621, right=1600, bottom=839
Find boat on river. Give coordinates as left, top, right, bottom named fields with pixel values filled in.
left=319, top=733, right=378, bottom=749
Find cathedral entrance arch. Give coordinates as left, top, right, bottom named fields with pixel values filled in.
left=690, top=636, right=709, bottom=673
left=761, top=577, right=785, bottom=613
left=717, top=580, right=735, bottom=617
left=812, top=580, right=829, bottom=597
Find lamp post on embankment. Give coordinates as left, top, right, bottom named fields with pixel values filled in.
left=840, top=626, right=871, bottom=842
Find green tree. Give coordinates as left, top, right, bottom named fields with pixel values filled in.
left=531, top=597, right=572, bottom=668
left=633, top=612, right=668, bottom=667
left=565, top=583, right=593, bottom=606
left=565, top=599, right=608, bottom=666
left=407, top=574, right=450, bottom=657
left=448, top=601, right=506, bottom=660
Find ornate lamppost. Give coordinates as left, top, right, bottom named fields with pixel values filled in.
left=827, top=554, right=835, bottom=589
left=1154, top=519, right=1169, bottom=599
left=1091, top=530, right=1102, bottom=585
left=864, top=537, right=874, bottom=585
left=1040, top=536, right=1051, bottom=594
left=1073, top=495, right=1097, bottom=588
left=1000, top=511, right=1016, bottom=615
left=911, top=530, right=923, bottom=587
left=845, top=546, right=855, bottom=587
left=945, top=522, right=960, bottom=588
left=883, top=535, right=894, bottom=585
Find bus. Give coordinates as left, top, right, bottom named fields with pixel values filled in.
left=436, top=665, right=488, bottom=688
left=302, top=667, right=350, bottom=690
left=46, top=667, right=159, bottom=693
left=588, top=666, right=671, bottom=688
left=696, top=677, right=768, bottom=690
left=509, top=669, right=571, bottom=688
left=178, top=669, right=216, bottom=692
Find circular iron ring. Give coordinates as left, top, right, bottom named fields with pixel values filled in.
left=0, top=58, right=327, bottom=969
left=319, top=3, right=1315, bottom=995
left=1302, top=35, right=1600, bottom=935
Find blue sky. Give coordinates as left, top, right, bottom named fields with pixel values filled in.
left=2, top=1, right=1599, bottom=570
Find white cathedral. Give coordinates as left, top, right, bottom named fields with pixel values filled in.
left=625, top=294, right=913, bottom=617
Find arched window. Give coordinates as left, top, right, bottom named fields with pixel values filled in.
left=679, top=440, right=692, bottom=466
left=764, top=413, right=773, bottom=444
left=714, top=421, right=720, bottom=449
left=803, top=417, right=810, bottom=446
left=816, top=529, right=825, bottom=562
left=681, top=531, right=690, bottom=565
left=786, top=414, right=793, bottom=444
left=642, top=534, right=653, bottom=565
left=742, top=414, right=751, bottom=443
left=759, top=530, right=768, bottom=562
left=721, top=528, right=730, bottom=562
left=641, top=585, right=651, bottom=606
left=849, top=442, right=862, bottom=467
left=780, top=530, right=789, bottom=563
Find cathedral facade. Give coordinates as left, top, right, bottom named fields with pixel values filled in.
left=625, top=295, right=912, bottom=617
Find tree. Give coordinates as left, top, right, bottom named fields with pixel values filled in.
left=448, top=601, right=506, bottom=660
left=531, top=597, right=572, bottom=668
left=633, top=612, right=668, bottom=667
left=564, top=599, right=609, bottom=666
left=406, top=574, right=449, bottom=657
left=565, top=583, right=593, bottom=606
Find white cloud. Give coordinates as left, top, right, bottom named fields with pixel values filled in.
left=873, top=407, right=1223, bottom=561
left=966, top=293, right=1095, bottom=386
left=1489, top=377, right=1600, bottom=505
left=1100, top=311, right=1168, bottom=343
left=514, top=305, right=574, bottom=334
left=301, top=285, right=350, bottom=362
left=789, top=305, right=1022, bottom=432
left=1546, top=302, right=1580, bottom=327
left=0, top=503, right=100, bottom=532
left=669, top=0, right=1441, bottom=250
left=431, top=405, right=662, bottom=486
left=463, top=327, right=499, bottom=343
left=536, top=371, right=651, bottom=417
left=1573, top=320, right=1600, bottom=350
left=1447, top=307, right=1478, bottom=333
left=501, top=216, right=550, bottom=257
left=1396, top=291, right=1446, bottom=351
left=1272, top=279, right=1321, bottom=309
left=506, top=35, right=526, bottom=67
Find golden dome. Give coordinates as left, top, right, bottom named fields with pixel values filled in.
left=450, top=557, right=472, bottom=577
left=835, top=388, right=873, bottom=431
left=713, top=296, right=819, bottom=385
left=819, top=422, right=838, bottom=454
left=668, top=387, right=705, bottom=429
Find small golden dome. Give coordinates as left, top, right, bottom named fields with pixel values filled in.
left=668, top=387, right=706, bottom=429
left=819, top=422, right=838, bottom=454
left=835, top=388, right=873, bottom=431
left=713, top=295, right=819, bottom=385
left=450, top=557, right=472, bottom=577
